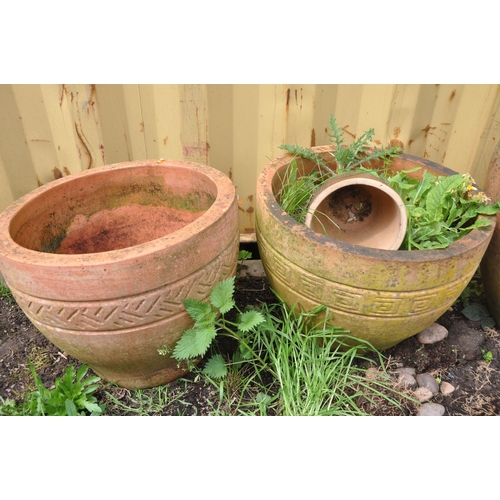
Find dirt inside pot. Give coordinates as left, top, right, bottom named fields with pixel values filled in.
left=328, top=185, right=373, bottom=225
left=55, top=204, right=205, bottom=254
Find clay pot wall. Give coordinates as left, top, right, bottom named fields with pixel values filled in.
left=0, top=159, right=239, bottom=388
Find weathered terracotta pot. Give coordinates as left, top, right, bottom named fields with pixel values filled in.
left=304, top=172, right=407, bottom=250
left=480, top=141, right=500, bottom=324
left=0, top=159, right=239, bottom=388
left=256, top=146, right=496, bottom=350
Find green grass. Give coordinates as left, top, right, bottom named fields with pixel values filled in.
left=167, top=278, right=414, bottom=416
left=0, top=282, right=13, bottom=302
left=228, top=301, right=411, bottom=416
left=103, top=379, right=197, bottom=416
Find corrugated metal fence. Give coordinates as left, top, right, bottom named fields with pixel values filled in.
left=1, top=84, right=500, bottom=238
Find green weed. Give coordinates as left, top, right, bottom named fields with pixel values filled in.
left=482, top=350, right=494, bottom=363
left=0, top=364, right=104, bottom=416
left=462, top=303, right=496, bottom=331
left=164, top=277, right=413, bottom=416
left=277, top=115, right=500, bottom=250
left=386, top=170, right=500, bottom=250
left=277, top=115, right=402, bottom=225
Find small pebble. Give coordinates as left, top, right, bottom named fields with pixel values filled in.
left=417, top=323, right=449, bottom=345
left=416, top=373, right=440, bottom=394
left=440, top=381, right=455, bottom=395
left=365, top=367, right=390, bottom=381
left=397, top=372, right=418, bottom=388
left=395, top=367, right=416, bottom=376
left=414, top=387, right=434, bottom=403
left=417, top=403, right=446, bottom=416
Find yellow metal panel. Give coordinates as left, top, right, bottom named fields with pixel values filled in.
left=95, top=84, right=147, bottom=163
left=1, top=84, right=500, bottom=237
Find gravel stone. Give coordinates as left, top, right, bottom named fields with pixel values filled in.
left=416, top=373, right=440, bottom=394
left=417, top=323, right=449, bottom=345
left=397, top=372, right=418, bottom=388
left=414, top=387, right=434, bottom=403
left=417, top=403, right=446, bottom=416
left=394, top=367, right=416, bottom=376
left=440, top=381, right=455, bottom=395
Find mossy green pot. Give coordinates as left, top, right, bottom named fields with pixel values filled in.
left=256, top=146, right=495, bottom=350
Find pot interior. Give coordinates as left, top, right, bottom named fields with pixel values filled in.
left=10, top=165, right=217, bottom=254
left=271, top=153, right=449, bottom=200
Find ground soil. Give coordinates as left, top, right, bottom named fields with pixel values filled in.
left=1, top=266, right=499, bottom=416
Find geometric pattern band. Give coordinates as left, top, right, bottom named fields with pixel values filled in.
left=12, top=236, right=238, bottom=332
left=258, top=233, right=470, bottom=318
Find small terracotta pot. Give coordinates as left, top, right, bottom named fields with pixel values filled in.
left=256, top=146, right=495, bottom=350
left=0, top=159, right=239, bottom=389
left=480, top=141, right=500, bottom=324
left=304, top=173, right=407, bottom=250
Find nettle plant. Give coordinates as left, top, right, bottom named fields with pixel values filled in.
left=277, top=114, right=500, bottom=250
left=159, top=276, right=265, bottom=379
left=159, top=277, right=413, bottom=415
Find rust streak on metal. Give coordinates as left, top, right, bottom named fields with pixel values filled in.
left=59, top=85, right=66, bottom=106
left=311, top=128, right=316, bottom=147
left=52, top=167, right=63, bottom=179
left=74, top=123, right=94, bottom=169
left=421, top=124, right=435, bottom=138
left=286, top=88, right=290, bottom=106
left=449, top=90, right=456, bottom=101
left=343, top=125, right=356, bottom=140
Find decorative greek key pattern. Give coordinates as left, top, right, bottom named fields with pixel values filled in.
left=13, top=236, right=238, bottom=332
left=258, top=234, right=470, bottom=318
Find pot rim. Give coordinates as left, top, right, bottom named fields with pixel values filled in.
left=257, top=147, right=496, bottom=262
left=0, top=159, right=236, bottom=266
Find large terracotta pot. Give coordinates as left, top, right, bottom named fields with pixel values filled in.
left=480, top=141, right=500, bottom=324
left=0, top=159, right=239, bottom=389
left=256, top=146, right=496, bottom=350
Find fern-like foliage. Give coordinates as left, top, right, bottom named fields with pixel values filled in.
left=280, top=114, right=403, bottom=173
left=277, top=114, right=403, bottom=225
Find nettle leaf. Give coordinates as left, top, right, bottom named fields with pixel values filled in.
left=210, top=277, right=235, bottom=314
left=173, top=329, right=202, bottom=360
left=195, top=310, right=218, bottom=329
left=202, top=354, right=228, bottom=379
left=194, top=326, right=217, bottom=356
left=462, top=303, right=490, bottom=321
left=237, top=310, right=265, bottom=332
left=183, top=299, right=212, bottom=323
